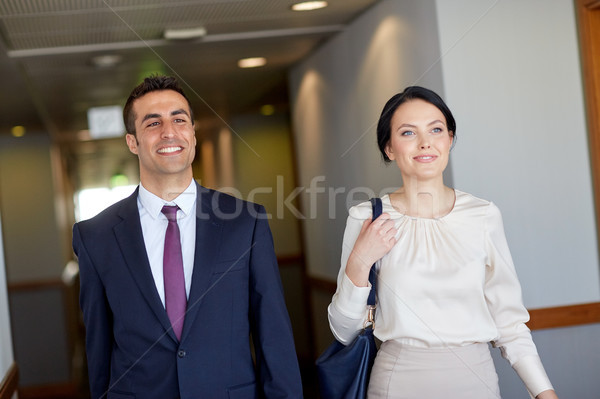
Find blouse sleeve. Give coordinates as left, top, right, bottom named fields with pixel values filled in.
left=484, top=202, right=553, bottom=397
left=327, top=204, right=372, bottom=344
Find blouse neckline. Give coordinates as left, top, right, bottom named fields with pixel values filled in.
left=382, top=189, right=458, bottom=221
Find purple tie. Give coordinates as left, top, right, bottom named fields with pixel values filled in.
left=161, top=205, right=186, bottom=341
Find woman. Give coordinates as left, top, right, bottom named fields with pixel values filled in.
left=328, top=86, right=558, bottom=399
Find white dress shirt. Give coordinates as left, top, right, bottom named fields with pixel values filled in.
left=328, top=190, right=553, bottom=397
left=137, top=180, right=196, bottom=306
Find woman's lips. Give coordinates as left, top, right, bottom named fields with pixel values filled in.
left=413, top=154, right=437, bottom=162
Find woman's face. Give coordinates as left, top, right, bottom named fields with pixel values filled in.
left=385, top=99, right=453, bottom=182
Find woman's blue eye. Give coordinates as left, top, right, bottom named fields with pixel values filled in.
left=401, top=130, right=415, bottom=136
left=432, top=127, right=442, bottom=133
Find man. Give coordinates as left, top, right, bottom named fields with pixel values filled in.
left=73, top=75, right=303, bottom=399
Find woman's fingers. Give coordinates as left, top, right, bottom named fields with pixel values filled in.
left=370, top=213, right=397, bottom=235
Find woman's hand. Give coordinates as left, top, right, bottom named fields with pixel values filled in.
left=536, top=389, right=558, bottom=399
left=345, top=213, right=398, bottom=287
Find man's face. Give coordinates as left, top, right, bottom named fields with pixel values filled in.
left=126, top=90, right=196, bottom=185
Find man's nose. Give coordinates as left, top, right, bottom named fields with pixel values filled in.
left=161, top=124, right=176, bottom=139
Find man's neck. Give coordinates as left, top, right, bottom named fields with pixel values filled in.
left=140, top=174, right=194, bottom=202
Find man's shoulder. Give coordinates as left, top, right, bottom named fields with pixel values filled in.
left=198, top=186, right=264, bottom=218
left=75, top=191, right=136, bottom=232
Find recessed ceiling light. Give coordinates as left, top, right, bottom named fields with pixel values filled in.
left=291, top=1, right=328, bottom=11
left=164, top=27, right=207, bottom=40
left=260, top=105, right=275, bottom=116
left=11, top=125, right=25, bottom=137
left=238, top=57, right=267, bottom=68
left=91, top=54, right=122, bottom=68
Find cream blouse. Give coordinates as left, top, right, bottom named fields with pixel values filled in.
left=328, top=190, right=553, bottom=397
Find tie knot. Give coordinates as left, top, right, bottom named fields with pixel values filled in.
left=161, top=205, right=179, bottom=222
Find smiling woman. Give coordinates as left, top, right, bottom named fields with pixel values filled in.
left=327, top=86, right=559, bottom=399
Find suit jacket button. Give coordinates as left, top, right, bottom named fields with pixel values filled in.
left=178, top=350, right=186, bottom=358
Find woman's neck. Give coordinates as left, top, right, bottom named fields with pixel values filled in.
left=390, top=177, right=455, bottom=218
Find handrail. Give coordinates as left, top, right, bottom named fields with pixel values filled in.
left=0, top=363, right=18, bottom=399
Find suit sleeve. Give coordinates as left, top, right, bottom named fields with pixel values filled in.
left=73, top=223, right=112, bottom=399
left=248, top=206, right=303, bottom=398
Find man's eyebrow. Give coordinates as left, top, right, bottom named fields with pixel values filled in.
left=140, top=109, right=189, bottom=124
left=141, top=113, right=161, bottom=124
left=171, top=109, right=189, bottom=118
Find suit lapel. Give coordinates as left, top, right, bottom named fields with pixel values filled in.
left=180, top=183, right=223, bottom=342
left=113, top=189, right=178, bottom=343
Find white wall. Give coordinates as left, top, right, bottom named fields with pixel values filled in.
left=435, top=0, right=600, bottom=308
left=289, top=0, right=445, bottom=279
left=0, top=213, right=15, bottom=384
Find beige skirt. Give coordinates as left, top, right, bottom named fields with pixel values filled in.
left=367, top=341, right=501, bottom=399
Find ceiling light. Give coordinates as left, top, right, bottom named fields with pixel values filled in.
left=260, top=105, right=275, bottom=116
left=164, top=27, right=207, bottom=40
left=238, top=57, right=267, bottom=68
left=11, top=126, right=25, bottom=137
left=291, top=1, right=328, bottom=11
left=91, top=54, right=122, bottom=68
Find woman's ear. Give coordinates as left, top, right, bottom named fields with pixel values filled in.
left=385, top=142, right=395, bottom=161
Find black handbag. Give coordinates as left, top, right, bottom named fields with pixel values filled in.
left=316, top=197, right=382, bottom=399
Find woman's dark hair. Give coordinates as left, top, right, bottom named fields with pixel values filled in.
left=123, top=75, right=194, bottom=136
left=376, top=86, right=456, bottom=163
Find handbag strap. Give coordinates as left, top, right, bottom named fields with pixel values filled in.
left=367, top=198, right=382, bottom=308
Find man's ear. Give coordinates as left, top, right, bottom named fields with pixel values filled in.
left=126, top=133, right=139, bottom=155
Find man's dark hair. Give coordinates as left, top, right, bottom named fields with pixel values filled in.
left=123, top=75, right=194, bottom=136
left=376, top=86, right=456, bottom=163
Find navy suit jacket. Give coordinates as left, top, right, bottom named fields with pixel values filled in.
left=73, top=183, right=303, bottom=399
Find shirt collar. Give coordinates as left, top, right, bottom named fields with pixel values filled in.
left=138, top=180, right=197, bottom=219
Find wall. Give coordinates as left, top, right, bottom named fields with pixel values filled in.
left=289, top=0, right=600, bottom=396
left=0, top=213, right=15, bottom=391
left=0, top=133, right=72, bottom=388
left=0, top=135, right=65, bottom=282
left=289, top=0, right=446, bottom=281
left=229, top=112, right=302, bottom=256
left=229, top=111, right=311, bottom=362
left=435, top=0, right=600, bottom=308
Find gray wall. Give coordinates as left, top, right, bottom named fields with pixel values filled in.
left=492, top=324, right=600, bottom=398
left=435, top=0, right=599, bottom=308
left=0, top=133, right=72, bottom=386
left=0, top=134, right=65, bottom=282
left=0, top=212, right=15, bottom=386
left=289, top=0, right=446, bottom=280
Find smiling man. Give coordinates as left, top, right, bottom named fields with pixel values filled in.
left=73, top=75, right=303, bottom=399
